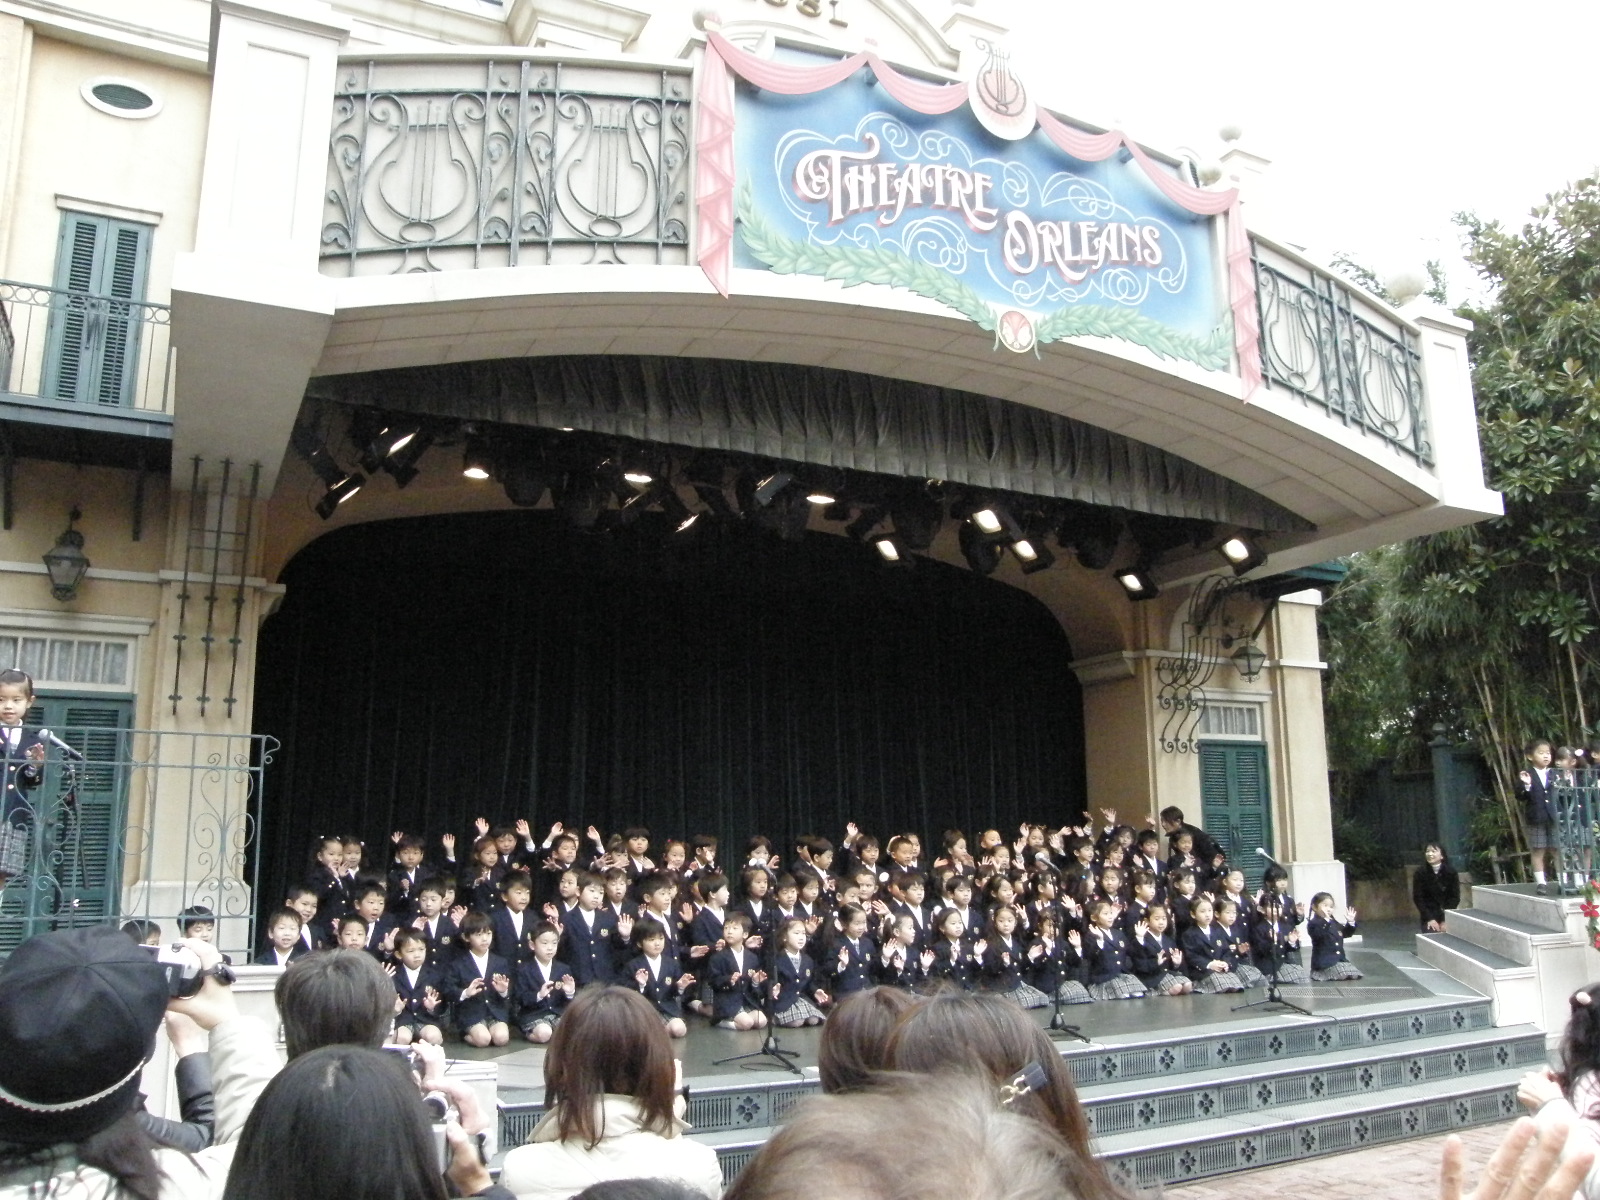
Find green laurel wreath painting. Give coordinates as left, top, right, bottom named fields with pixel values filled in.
left=735, top=177, right=1233, bottom=369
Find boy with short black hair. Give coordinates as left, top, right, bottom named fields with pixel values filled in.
left=557, top=872, right=630, bottom=986
left=349, top=881, right=397, bottom=962
left=409, top=878, right=458, bottom=967
left=284, top=884, right=329, bottom=953
left=390, top=927, right=446, bottom=1044
left=179, top=904, right=234, bottom=964
left=513, top=921, right=574, bottom=1043
left=387, top=834, right=429, bottom=914
left=490, top=870, right=535, bottom=966
left=253, top=906, right=309, bottom=967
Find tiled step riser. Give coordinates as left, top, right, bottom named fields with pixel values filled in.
left=1082, top=1034, right=1544, bottom=1137
left=1104, top=1081, right=1519, bottom=1190
left=1470, top=886, right=1577, bottom=934
left=1416, top=936, right=1540, bottom=1027
left=1448, top=911, right=1570, bottom=965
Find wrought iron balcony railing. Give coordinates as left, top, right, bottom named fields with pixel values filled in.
left=321, top=56, right=691, bottom=276
left=0, top=280, right=174, bottom=414
left=1252, top=239, right=1432, bottom=468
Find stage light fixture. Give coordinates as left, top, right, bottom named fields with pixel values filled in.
left=501, top=458, right=554, bottom=507
left=291, top=422, right=366, bottom=520
left=1219, top=534, right=1267, bottom=575
left=313, top=472, right=364, bottom=519
left=691, top=481, right=735, bottom=519
left=357, top=421, right=421, bottom=474
left=1012, top=538, right=1056, bottom=574
left=1057, top=509, right=1123, bottom=571
left=871, top=534, right=912, bottom=566
left=806, top=491, right=836, bottom=506
left=462, top=440, right=493, bottom=480
left=754, top=470, right=794, bottom=506
left=383, top=428, right=433, bottom=487
left=887, top=493, right=942, bottom=552
left=1116, top=566, right=1160, bottom=601
left=623, top=470, right=654, bottom=486
left=973, top=507, right=1004, bottom=534
left=959, top=521, right=1001, bottom=576
left=555, top=471, right=607, bottom=529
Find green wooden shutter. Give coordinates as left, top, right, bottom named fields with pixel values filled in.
left=42, top=212, right=150, bottom=406
left=1197, top=742, right=1273, bottom=890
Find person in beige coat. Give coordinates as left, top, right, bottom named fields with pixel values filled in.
left=0, top=927, right=278, bottom=1200
left=498, top=986, right=722, bottom=1200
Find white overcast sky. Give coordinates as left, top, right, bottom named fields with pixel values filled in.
left=1011, top=0, right=1600, bottom=303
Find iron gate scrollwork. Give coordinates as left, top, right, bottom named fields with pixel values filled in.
left=323, top=58, right=691, bottom=275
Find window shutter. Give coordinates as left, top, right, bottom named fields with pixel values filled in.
left=42, top=213, right=150, bottom=406
left=94, top=223, right=150, bottom=405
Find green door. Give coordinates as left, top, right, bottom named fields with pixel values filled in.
left=1198, top=741, right=1273, bottom=891
left=42, top=211, right=151, bottom=406
left=0, top=695, right=132, bottom=952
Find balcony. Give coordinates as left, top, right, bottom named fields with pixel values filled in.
left=0, top=280, right=174, bottom=470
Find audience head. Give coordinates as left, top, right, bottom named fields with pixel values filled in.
left=222, top=1045, right=445, bottom=1200
left=120, top=918, right=161, bottom=945
left=275, top=948, right=394, bottom=1059
left=571, top=1182, right=711, bottom=1200
left=817, top=986, right=922, bottom=1094
left=1558, top=982, right=1600, bottom=1090
left=544, top=986, right=677, bottom=1149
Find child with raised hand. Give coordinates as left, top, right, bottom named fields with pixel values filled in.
left=1516, top=737, right=1558, bottom=893
left=1252, top=894, right=1308, bottom=984
left=981, top=905, right=1050, bottom=1009
left=1180, top=896, right=1245, bottom=993
left=1307, top=892, right=1363, bottom=981
left=409, top=878, right=459, bottom=967
left=772, top=916, right=829, bottom=1026
left=627, top=916, right=694, bottom=1039
left=446, top=910, right=512, bottom=1046
left=1129, top=903, right=1191, bottom=995
left=878, top=913, right=933, bottom=991
left=1083, top=899, right=1145, bottom=1000
left=709, top=912, right=768, bottom=1030
left=1026, top=911, right=1093, bottom=1005
left=459, top=835, right=504, bottom=914
left=1215, top=899, right=1265, bottom=988
left=927, top=906, right=980, bottom=991
left=388, top=927, right=445, bottom=1045
left=826, top=903, right=877, bottom=997
left=512, top=921, right=574, bottom=1044
left=305, top=834, right=350, bottom=922
left=347, top=883, right=397, bottom=963
left=558, top=871, right=630, bottom=987
left=386, top=834, right=429, bottom=914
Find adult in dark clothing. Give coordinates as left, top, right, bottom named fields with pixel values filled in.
left=1413, top=842, right=1461, bottom=931
left=1159, top=807, right=1221, bottom=867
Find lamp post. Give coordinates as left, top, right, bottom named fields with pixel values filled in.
left=43, top=509, right=89, bottom=602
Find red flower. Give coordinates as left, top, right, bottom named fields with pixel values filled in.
left=1592, top=934, right=1600, bottom=950
left=1582, top=902, right=1600, bottom=919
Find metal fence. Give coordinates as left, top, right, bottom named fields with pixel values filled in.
left=1251, top=241, right=1432, bottom=467
left=0, top=279, right=175, bottom=412
left=321, top=56, right=692, bottom=275
left=1554, top=785, right=1600, bottom=893
left=0, top=727, right=274, bottom=956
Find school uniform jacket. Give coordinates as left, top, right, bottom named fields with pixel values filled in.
left=733, top=898, right=775, bottom=944
left=688, top=907, right=727, bottom=955
left=1118, top=898, right=1153, bottom=940
left=393, top=962, right=446, bottom=1026
left=876, top=943, right=928, bottom=990
left=934, top=904, right=984, bottom=942
left=1180, top=922, right=1238, bottom=981
left=359, top=914, right=400, bottom=964
left=411, top=913, right=460, bottom=968
left=886, top=897, right=931, bottom=947
left=1249, top=909, right=1303, bottom=969
left=490, top=905, right=535, bottom=967
left=1515, top=767, right=1557, bottom=828
left=1307, top=914, right=1358, bottom=971
left=826, top=934, right=876, bottom=994
left=627, top=950, right=687, bottom=1019
left=250, top=943, right=310, bottom=967
left=1127, top=929, right=1182, bottom=986
left=1084, top=926, right=1135, bottom=985
left=458, top=867, right=504, bottom=915
left=708, top=946, right=765, bottom=1019
left=927, top=937, right=979, bottom=990
left=558, top=907, right=625, bottom=986
left=0, top=726, right=42, bottom=828
left=386, top=865, right=427, bottom=915
left=980, top=937, right=1027, bottom=994
left=444, top=950, right=513, bottom=1027
left=772, top=950, right=825, bottom=1015
left=305, top=867, right=351, bottom=922
left=1024, top=935, right=1083, bottom=993
left=512, top=957, right=573, bottom=1026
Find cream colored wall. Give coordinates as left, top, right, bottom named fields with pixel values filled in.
left=2, top=35, right=209, bottom=297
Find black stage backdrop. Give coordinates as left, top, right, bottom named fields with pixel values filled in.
left=252, top=511, right=1085, bottom=899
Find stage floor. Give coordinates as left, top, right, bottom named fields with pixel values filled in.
left=450, top=925, right=1474, bottom=1104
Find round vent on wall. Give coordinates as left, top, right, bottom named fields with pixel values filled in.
left=81, top=78, right=162, bottom=119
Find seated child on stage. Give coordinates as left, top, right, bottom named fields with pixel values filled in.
left=1166, top=867, right=1198, bottom=935
left=336, top=912, right=368, bottom=951
left=1129, top=903, right=1192, bottom=996
left=937, top=875, right=985, bottom=941
left=600, top=866, right=634, bottom=926
left=627, top=916, right=694, bottom=1039
left=1084, top=899, right=1145, bottom=1000
left=1252, top=894, right=1308, bottom=985
left=1119, top=870, right=1157, bottom=937
left=558, top=871, right=631, bottom=987
left=389, top=928, right=445, bottom=1046
left=409, top=879, right=458, bottom=967
left=512, top=921, right=574, bottom=1044
left=1307, top=892, right=1363, bottom=981
left=709, top=912, right=768, bottom=1031
left=285, top=884, right=329, bottom=953
left=459, top=836, right=505, bottom=914
left=885, top=870, right=931, bottom=947
left=1027, top=912, right=1093, bottom=1005
left=1179, top=896, right=1245, bottom=993
left=982, top=905, right=1050, bottom=1009
left=253, top=907, right=308, bottom=967
left=735, top=866, right=775, bottom=947
left=825, top=903, right=876, bottom=998
left=877, top=913, right=932, bottom=991
left=638, top=871, right=686, bottom=962
left=1215, top=899, right=1266, bottom=988
left=446, top=910, right=512, bottom=1047
left=928, top=906, right=980, bottom=991
left=772, top=916, right=829, bottom=1027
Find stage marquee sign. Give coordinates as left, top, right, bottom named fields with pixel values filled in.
left=696, top=34, right=1258, bottom=383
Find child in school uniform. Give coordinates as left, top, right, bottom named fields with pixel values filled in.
left=733, top=867, right=775, bottom=949
left=1129, top=903, right=1191, bottom=995
left=771, top=917, right=829, bottom=1026
left=1026, top=912, right=1093, bottom=1005
left=349, top=883, right=398, bottom=964
left=1251, top=896, right=1308, bottom=985
left=1166, top=867, right=1199, bottom=935
left=936, top=876, right=985, bottom=942
left=626, top=916, right=694, bottom=1039
left=459, top=836, right=506, bottom=914
left=1216, top=869, right=1258, bottom=928
left=445, top=910, right=512, bottom=1046
left=409, top=879, right=459, bottom=968
left=1119, top=870, right=1158, bottom=939
left=1024, top=870, right=1064, bottom=936
left=512, top=921, right=574, bottom=1044
left=708, top=912, right=768, bottom=1031
left=558, top=872, right=631, bottom=987
left=825, top=904, right=876, bottom=998
left=1215, top=899, right=1266, bottom=988
left=304, top=835, right=351, bottom=923
left=1083, top=900, right=1145, bottom=1000
left=284, top=885, right=331, bottom=954
left=884, top=870, right=932, bottom=948
left=877, top=913, right=933, bottom=991
left=490, top=871, right=536, bottom=968
left=1307, top=892, right=1363, bottom=981
left=1515, top=738, right=1558, bottom=893
left=336, top=913, right=369, bottom=951
left=927, top=907, right=980, bottom=991
left=1180, top=896, right=1245, bottom=993
left=389, top=928, right=446, bottom=1046
left=252, top=907, right=310, bottom=967
left=981, top=905, right=1050, bottom=1009
left=386, top=835, right=430, bottom=915
left=600, top=866, right=634, bottom=927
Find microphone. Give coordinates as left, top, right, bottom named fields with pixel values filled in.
left=1255, top=847, right=1283, bottom=867
left=36, top=728, right=85, bottom=761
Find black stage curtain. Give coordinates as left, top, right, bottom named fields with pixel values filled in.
left=253, top=511, right=1084, bottom=899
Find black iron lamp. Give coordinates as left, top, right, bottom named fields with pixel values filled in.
left=1229, top=641, right=1267, bottom=681
left=44, top=509, right=90, bottom=602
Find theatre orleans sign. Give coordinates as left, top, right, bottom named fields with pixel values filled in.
left=699, top=37, right=1243, bottom=369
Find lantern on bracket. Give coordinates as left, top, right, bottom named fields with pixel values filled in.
left=43, top=508, right=90, bottom=602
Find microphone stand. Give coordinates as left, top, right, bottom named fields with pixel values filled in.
left=712, top=937, right=803, bottom=1076
left=1232, top=898, right=1313, bottom=1018
left=1044, top=937, right=1090, bottom=1044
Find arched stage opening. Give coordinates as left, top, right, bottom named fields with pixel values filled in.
left=252, top=509, right=1085, bottom=895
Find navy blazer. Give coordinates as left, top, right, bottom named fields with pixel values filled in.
left=393, top=962, right=446, bottom=1025
left=512, top=957, right=573, bottom=1025
left=1251, top=908, right=1303, bottom=969
left=490, top=906, right=536, bottom=967
left=1308, top=913, right=1357, bottom=971
left=826, top=934, right=876, bottom=995
left=251, top=943, right=310, bottom=967
left=980, top=936, right=1027, bottom=993
left=772, top=950, right=824, bottom=1014
left=927, top=937, right=978, bottom=990
left=1084, top=926, right=1135, bottom=985
left=1128, top=929, right=1182, bottom=985
left=411, top=913, right=460, bottom=968
left=0, top=727, right=42, bottom=827
left=558, top=907, right=624, bottom=986
left=1180, top=922, right=1237, bottom=980
left=708, top=946, right=765, bottom=1019
left=1024, top=936, right=1083, bottom=993
left=627, top=950, right=688, bottom=1019
left=1516, top=768, right=1557, bottom=827
left=688, top=906, right=727, bottom=955
left=305, top=867, right=351, bottom=922
left=443, top=950, right=512, bottom=1027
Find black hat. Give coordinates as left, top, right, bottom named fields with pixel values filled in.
left=0, top=926, right=167, bottom=1146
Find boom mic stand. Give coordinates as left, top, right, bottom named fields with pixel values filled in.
left=1044, top=939, right=1090, bottom=1044
left=1232, top=899, right=1313, bottom=1018
left=712, top=939, right=803, bottom=1076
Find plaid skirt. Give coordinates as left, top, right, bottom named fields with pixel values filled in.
left=1005, top=983, right=1052, bottom=1010
left=1194, top=970, right=1245, bottom=993
left=1273, top=962, right=1309, bottom=985
left=1089, top=974, right=1146, bottom=1001
left=1237, top=964, right=1268, bottom=988
left=1311, top=960, right=1364, bottom=981
left=1525, top=820, right=1556, bottom=850
left=775, top=996, right=827, bottom=1027
left=1150, top=972, right=1190, bottom=995
left=1056, top=980, right=1095, bottom=1005
left=0, top=824, right=26, bottom=877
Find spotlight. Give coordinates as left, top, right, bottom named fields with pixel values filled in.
left=959, top=521, right=1001, bottom=575
left=291, top=422, right=366, bottom=521
left=555, top=470, right=607, bottom=529
left=1116, top=566, right=1160, bottom=601
left=462, top=440, right=493, bottom=480
left=806, top=491, right=837, bottom=506
left=313, top=471, right=364, bottom=520
left=383, top=428, right=433, bottom=488
left=871, top=534, right=912, bottom=566
left=691, top=481, right=735, bottom=519
left=357, top=421, right=421, bottom=474
left=1219, top=534, right=1267, bottom=575
left=1011, top=538, right=1055, bottom=575
left=1058, top=510, right=1122, bottom=571
left=502, top=458, right=554, bottom=507
left=754, top=471, right=794, bottom=507
left=973, top=507, right=1003, bottom=534
left=623, top=470, right=654, bottom=486
left=968, top=502, right=1019, bottom=539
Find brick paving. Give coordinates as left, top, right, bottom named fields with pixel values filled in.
left=1166, top=1120, right=1515, bottom=1199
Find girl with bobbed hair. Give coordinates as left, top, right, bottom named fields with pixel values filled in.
left=885, top=990, right=1135, bottom=1200
left=499, top=986, right=724, bottom=1200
